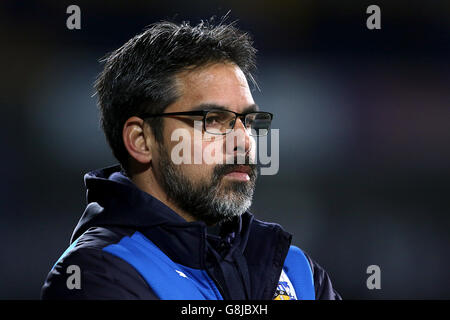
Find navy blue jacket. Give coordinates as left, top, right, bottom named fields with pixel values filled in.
left=41, top=165, right=341, bottom=300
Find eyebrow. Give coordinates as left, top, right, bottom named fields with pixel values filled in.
left=189, top=103, right=260, bottom=113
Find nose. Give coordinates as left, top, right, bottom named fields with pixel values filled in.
left=227, top=116, right=253, bottom=157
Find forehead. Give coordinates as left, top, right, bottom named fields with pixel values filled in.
left=167, top=62, right=255, bottom=113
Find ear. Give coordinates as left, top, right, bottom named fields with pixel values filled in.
left=122, top=116, right=153, bottom=165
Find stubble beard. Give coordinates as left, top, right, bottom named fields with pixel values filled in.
left=156, top=144, right=258, bottom=226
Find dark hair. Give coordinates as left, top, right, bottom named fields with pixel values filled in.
left=94, top=17, right=257, bottom=174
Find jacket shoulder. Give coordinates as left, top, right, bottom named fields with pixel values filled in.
left=41, top=227, right=158, bottom=300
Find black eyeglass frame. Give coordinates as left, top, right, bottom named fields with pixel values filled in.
left=140, top=109, right=274, bottom=136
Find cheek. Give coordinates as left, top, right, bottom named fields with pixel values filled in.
left=181, top=137, right=216, bottom=178
left=201, top=136, right=228, bottom=163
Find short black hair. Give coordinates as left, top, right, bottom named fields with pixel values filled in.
left=94, top=17, right=257, bottom=174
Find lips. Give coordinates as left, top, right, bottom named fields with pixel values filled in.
left=223, top=165, right=252, bottom=182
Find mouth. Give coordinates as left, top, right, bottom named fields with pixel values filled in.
left=223, top=165, right=252, bottom=182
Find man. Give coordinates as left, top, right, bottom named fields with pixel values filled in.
left=41, top=19, right=341, bottom=300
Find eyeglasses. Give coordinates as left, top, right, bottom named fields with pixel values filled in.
left=140, top=109, right=273, bottom=136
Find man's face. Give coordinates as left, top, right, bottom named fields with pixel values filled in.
left=152, top=62, right=258, bottom=225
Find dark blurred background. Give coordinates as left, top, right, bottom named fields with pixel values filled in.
left=0, top=0, right=449, bottom=299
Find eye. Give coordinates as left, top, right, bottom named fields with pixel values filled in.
left=205, top=116, right=220, bottom=125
